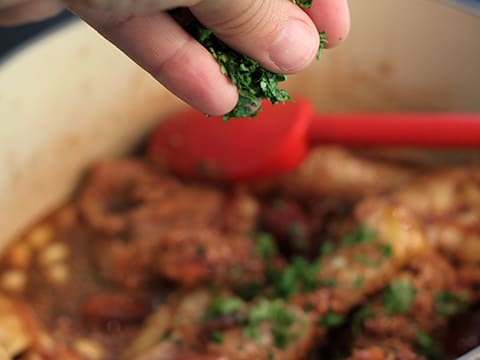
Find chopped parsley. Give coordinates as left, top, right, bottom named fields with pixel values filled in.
left=204, top=295, right=246, bottom=320
left=170, top=1, right=324, bottom=120
left=319, top=241, right=335, bottom=257
left=415, top=331, right=446, bottom=360
left=316, top=32, right=328, bottom=60
left=353, top=275, right=365, bottom=290
left=254, top=232, right=277, bottom=260
left=196, top=244, right=206, bottom=257
left=382, top=279, right=417, bottom=316
left=342, top=225, right=376, bottom=247
left=434, top=291, right=468, bottom=317
left=354, top=254, right=381, bottom=268
left=270, top=257, right=323, bottom=298
left=318, top=310, right=346, bottom=328
left=377, top=243, right=393, bottom=258
left=244, top=299, right=298, bottom=349
left=208, top=330, right=224, bottom=344
left=292, top=0, right=313, bottom=8
left=351, top=306, right=376, bottom=334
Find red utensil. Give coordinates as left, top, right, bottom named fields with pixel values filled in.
left=148, top=99, right=480, bottom=181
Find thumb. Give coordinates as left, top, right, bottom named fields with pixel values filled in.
left=189, top=0, right=320, bottom=73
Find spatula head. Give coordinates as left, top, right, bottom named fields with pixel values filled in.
left=148, top=100, right=313, bottom=182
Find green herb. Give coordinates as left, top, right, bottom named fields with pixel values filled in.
left=208, top=330, right=224, bottom=344
left=319, top=278, right=338, bottom=288
left=244, top=299, right=297, bottom=349
left=254, top=232, right=277, bottom=260
left=415, top=331, right=446, bottom=360
left=303, top=303, right=315, bottom=312
left=351, top=306, right=376, bottom=334
left=353, top=275, right=365, bottom=290
left=382, top=279, right=417, bottom=316
left=196, top=244, right=206, bottom=257
left=270, top=257, right=322, bottom=298
left=354, top=254, right=381, bottom=268
left=161, top=329, right=173, bottom=341
left=205, top=296, right=246, bottom=320
left=288, top=223, right=308, bottom=251
left=342, top=225, right=376, bottom=247
left=292, top=0, right=314, bottom=8
left=434, top=291, right=468, bottom=317
left=318, top=310, right=346, bottom=328
left=170, top=1, right=322, bottom=120
left=236, top=282, right=261, bottom=301
left=316, top=32, right=328, bottom=60
left=319, top=241, right=335, bottom=257
left=377, top=243, right=393, bottom=258
left=268, top=352, right=275, bottom=360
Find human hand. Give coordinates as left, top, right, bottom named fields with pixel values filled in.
left=0, top=0, right=350, bottom=116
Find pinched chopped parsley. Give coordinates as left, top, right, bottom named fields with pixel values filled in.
left=316, top=32, right=328, bottom=60
left=382, top=279, right=417, bottom=316
left=171, top=1, right=325, bottom=120
left=254, top=232, right=278, bottom=260
left=434, top=291, right=468, bottom=317
left=317, top=310, right=346, bottom=328
left=415, top=331, right=446, bottom=360
left=342, top=225, right=376, bottom=247
left=292, top=0, right=314, bottom=8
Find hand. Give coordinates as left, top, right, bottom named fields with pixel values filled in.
left=0, top=0, right=350, bottom=115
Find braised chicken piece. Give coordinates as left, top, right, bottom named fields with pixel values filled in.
left=391, top=167, right=480, bottom=264
left=348, top=252, right=472, bottom=360
left=78, top=160, right=264, bottom=289
left=270, top=146, right=414, bottom=200
left=123, top=289, right=317, bottom=360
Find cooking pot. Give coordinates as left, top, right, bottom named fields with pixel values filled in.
left=0, top=0, right=479, bottom=254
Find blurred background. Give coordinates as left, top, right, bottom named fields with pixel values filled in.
left=0, top=10, right=73, bottom=58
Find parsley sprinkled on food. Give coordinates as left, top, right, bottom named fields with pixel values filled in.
left=434, top=291, right=468, bottom=317
left=382, top=279, right=417, bottom=316
left=318, top=310, right=346, bottom=328
left=342, top=225, right=376, bottom=247
left=269, top=257, right=323, bottom=298
left=415, top=331, right=446, bottom=360
left=254, top=232, right=278, bottom=260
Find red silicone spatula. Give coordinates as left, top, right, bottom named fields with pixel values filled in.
left=148, top=99, right=480, bottom=181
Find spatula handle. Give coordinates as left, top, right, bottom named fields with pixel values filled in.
left=309, top=113, right=480, bottom=148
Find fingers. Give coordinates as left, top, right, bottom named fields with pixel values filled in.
left=190, top=0, right=320, bottom=74
left=304, top=0, right=350, bottom=48
left=68, top=4, right=238, bottom=115
left=0, top=0, right=63, bottom=26
left=74, top=0, right=201, bottom=14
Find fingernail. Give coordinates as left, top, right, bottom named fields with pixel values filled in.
left=268, top=18, right=317, bottom=72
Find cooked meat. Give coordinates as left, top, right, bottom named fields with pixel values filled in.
left=294, top=198, right=427, bottom=316
left=79, top=160, right=263, bottom=289
left=392, top=167, right=480, bottom=264
left=271, top=146, right=414, bottom=200
left=349, top=252, right=472, bottom=359
left=123, top=289, right=317, bottom=360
